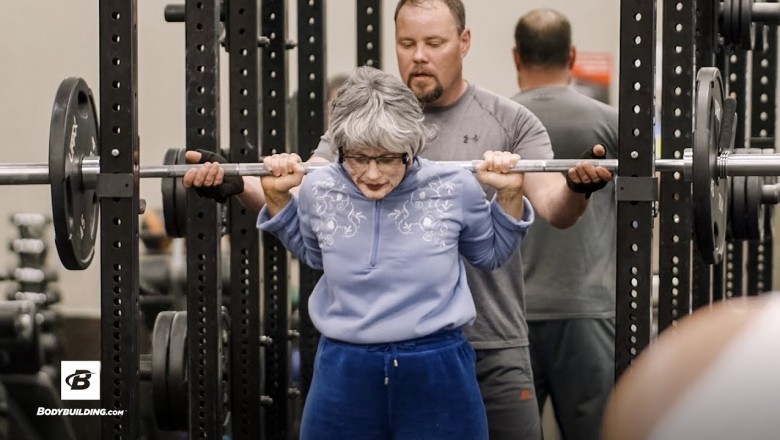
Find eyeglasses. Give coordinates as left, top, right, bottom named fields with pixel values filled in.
left=341, top=153, right=409, bottom=171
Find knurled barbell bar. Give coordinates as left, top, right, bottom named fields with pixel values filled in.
left=1, top=67, right=770, bottom=271
left=10, top=151, right=780, bottom=182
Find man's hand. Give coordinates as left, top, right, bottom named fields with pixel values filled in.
left=182, top=149, right=245, bottom=203
left=565, top=144, right=613, bottom=198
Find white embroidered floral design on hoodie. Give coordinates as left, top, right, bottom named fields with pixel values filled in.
left=311, top=176, right=454, bottom=248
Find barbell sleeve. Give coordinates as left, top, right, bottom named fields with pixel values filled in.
left=751, top=3, right=780, bottom=23
left=762, top=184, right=780, bottom=205
left=720, top=153, right=780, bottom=176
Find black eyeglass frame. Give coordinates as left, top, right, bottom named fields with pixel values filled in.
left=337, top=148, right=411, bottom=166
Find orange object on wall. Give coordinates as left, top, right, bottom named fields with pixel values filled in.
left=572, top=52, right=613, bottom=87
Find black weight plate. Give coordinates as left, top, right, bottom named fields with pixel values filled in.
left=161, top=148, right=182, bottom=237
left=49, top=78, right=99, bottom=270
left=220, top=306, right=231, bottom=426
left=693, top=67, right=727, bottom=265
left=763, top=203, right=775, bottom=243
left=732, top=0, right=742, bottom=47
left=167, top=311, right=188, bottom=431
left=731, top=175, right=748, bottom=240
left=174, top=149, right=187, bottom=236
left=723, top=0, right=735, bottom=46
left=152, top=311, right=175, bottom=431
left=740, top=0, right=754, bottom=50
left=745, top=176, right=765, bottom=241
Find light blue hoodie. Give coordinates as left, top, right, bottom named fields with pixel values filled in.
left=258, top=158, right=533, bottom=344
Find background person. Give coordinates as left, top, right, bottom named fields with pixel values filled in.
left=511, top=8, right=618, bottom=440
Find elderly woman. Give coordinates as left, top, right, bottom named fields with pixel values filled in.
left=257, top=66, right=533, bottom=440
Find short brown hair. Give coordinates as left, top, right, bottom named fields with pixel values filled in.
left=514, top=8, right=571, bottom=69
left=394, top=0, right=466, bottom=34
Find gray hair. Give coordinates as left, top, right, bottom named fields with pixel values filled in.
left=328, top=66, right=434, bottom=158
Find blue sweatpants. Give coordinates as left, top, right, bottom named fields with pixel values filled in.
left=300, top=329, right=488, bottom=440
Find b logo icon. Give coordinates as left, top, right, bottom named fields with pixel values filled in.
left=65, top=370, right=95, bottom=391
left=61, top=361, right=100, bottom=400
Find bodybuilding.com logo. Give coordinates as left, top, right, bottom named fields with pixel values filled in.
left=61, top=361, right=100, bottom=400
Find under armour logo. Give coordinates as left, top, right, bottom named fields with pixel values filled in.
left=65, top=370, right=95, bottom=390
left=463, top=134, right=479, bottom=143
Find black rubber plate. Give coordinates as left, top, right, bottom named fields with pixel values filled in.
left=692, top=68, right=728, bottom=264
left=48, top=77, right=99, bottom=270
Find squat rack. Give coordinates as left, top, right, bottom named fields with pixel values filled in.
left=98, top=1, right=140, bottom=438
left=622, top=0, right=779, bottom=379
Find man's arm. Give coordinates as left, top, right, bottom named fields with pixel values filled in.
left=235, top=176, right=266, bottom=212
left=522, top=172, right=587, bottom=228
left=523, top=144, right=613, bottom=229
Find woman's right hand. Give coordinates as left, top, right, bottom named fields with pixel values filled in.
left=260, top=153, right=306, bottom=197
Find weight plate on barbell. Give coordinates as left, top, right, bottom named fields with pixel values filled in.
left=162, top=148, right=187, bottom=238
left=48, top=78, right=99, bottom=270
left=161, top=149, right=231, bottom=238
left=693, top=67, right=729, bottom=265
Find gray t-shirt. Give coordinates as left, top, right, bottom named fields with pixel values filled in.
left=512, top=86, right=618, bottom=320
left=313, top=83, right=552, bottom=349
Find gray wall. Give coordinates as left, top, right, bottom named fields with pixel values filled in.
left=0, top=0, right=620, bottom=313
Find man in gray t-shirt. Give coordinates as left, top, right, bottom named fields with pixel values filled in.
left=511, top=9, right=618, bottom=440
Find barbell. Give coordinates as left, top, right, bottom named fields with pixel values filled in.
left=2, top=67, right=776, bottom=271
